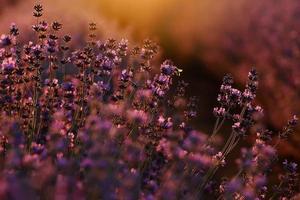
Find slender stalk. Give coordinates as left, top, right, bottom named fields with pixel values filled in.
left=269, top=181, right=283, bottom=200
left=210, top=107, right=231, bottom=140
left=198, top=105, right=247, bottom=198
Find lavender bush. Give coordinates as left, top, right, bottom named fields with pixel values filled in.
left=0, top=3, right=298, bottom=200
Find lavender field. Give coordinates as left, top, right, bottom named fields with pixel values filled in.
left=0, top=1, right=299, bottom=200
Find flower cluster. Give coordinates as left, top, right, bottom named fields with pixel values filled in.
left=0, top=3, right=298, bottom=200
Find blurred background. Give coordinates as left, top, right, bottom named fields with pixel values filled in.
left=0, top=0, right=299, bottom=159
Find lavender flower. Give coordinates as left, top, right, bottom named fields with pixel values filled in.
left=0, top=2, right=297, bottom=200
